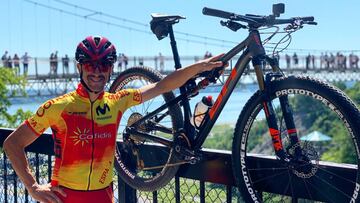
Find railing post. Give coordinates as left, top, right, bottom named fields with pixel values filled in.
left=14, top=172, right=17, bottom=203
left=3, top=151, right=8, bottom=203
left=47, top=155, right=52, bottom=182
left=35, top=153, right=39, bottom=183
left=152, top=190, right=158, bottom=203
left=118, top=179, right=137, bottom=203
left=116, top=145, right=137, bottom=203
left=200, top=181, right=205, bottom=203
left=226, top=185, right=232, bottom=203
left=175, top=176, right=180, bottom=203
left=35, top=57, right=38, bottom=78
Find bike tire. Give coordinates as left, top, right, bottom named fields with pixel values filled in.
left=232, top=76, right=360, bottom=203
left=109, top=66, right=183, bottom=191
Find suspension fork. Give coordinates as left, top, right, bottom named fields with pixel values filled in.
left=253, top=56, right=288, bottom=159
left=266, top=56, right=302, bottom=157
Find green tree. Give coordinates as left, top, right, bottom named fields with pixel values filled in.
left=345, top=82, right=360, bottom=107
left=0, top=67, right=32, bottom=128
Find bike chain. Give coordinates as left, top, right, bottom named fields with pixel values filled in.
left=142, top=160, right=192, bottom=171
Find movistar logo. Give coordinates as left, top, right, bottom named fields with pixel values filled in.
left=96, top=103, right=110, bottom=116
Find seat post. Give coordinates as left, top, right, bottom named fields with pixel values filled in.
left=168, top=26, right=182, bottom=70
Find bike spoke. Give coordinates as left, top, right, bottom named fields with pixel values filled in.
left=316, top=164, right=357, bottom=185
left=250, top=167, right=290, bottom=185
left=301, top=176, right=344, bottom=203
left=312, top=170, right=354, bottom=199
left=248, top=166, right=290, bottom=171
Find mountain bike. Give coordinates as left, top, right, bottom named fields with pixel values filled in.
left=110, top=4, right=360, bottom=202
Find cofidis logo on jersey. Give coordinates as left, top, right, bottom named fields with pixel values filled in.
left=70, top=127, right=112, bottom=146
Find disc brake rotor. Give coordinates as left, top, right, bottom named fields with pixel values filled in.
left=288, top=141, right=320, bottom=178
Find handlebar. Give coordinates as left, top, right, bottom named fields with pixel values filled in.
left=202, top=7, right=238, bottom=19
left=203, top=7, right=316, bottom=27
left=199, top=5, right=317, bottom=84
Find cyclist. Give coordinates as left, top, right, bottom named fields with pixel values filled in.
left=3, top=35, right=224, bottom=203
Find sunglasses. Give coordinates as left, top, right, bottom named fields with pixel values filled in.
left=82, top=61, right=112, bottom=73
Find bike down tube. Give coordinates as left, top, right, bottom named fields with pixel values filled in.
left=193, top=29, right=260, bottom=149
left=194, top=51, right=251, bottom=149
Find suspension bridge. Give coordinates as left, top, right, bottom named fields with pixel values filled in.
left=6, top=55, right=360, bottom=98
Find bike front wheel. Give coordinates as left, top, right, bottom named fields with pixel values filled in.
left=109, top=66, right=183, bottom=191
left=232, top=76, right=360, bottom=203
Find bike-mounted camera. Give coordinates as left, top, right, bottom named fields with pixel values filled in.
left=272, top=3, right=285, bottom=17
left=150, top=14, right=185, bottom=40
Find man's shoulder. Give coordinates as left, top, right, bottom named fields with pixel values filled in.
left=45, top=92, right=76, bottom=107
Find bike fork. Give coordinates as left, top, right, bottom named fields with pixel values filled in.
left=253, top=57, right=289, bottom=160
left=263, top=72, right=303, bottom=161
left=262, top=99, right=289, bottom=160
left=278, top=95, right=302, bottom=158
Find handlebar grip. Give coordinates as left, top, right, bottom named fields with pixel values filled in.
left=307, top=21, right=318, bottom=25
left=299, top=16, right=314, bottom=22
left=202, top=7, right=234, bottom=19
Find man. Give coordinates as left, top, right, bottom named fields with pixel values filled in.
left=3, top=36, right=224, bottom=203
left=62, top=54, right=70, bottom=75
left=21, top=52, right=31, bottom=75
left=2, top=50, right=8, bottom=67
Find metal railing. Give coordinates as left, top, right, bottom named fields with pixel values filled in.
left=0, top=128, right=356, bottom=202
left=3, top=54, right=359, bottom=78
left=0, top=128, right=241, bottom=203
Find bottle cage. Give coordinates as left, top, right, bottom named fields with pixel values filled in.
left=150, top=13, right=185, bottom=40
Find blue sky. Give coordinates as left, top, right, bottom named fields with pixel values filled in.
left=1, top=0, right=360, bottom=58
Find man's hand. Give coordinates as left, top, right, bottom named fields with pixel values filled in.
left=194, top=53, right=226, bottom=72
left=140, top=53, right=228, bottom=102
left=28, top=183, right=66, bottom=203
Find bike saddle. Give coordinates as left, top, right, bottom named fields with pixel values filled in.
left=150, top=13, right=185, bottom=40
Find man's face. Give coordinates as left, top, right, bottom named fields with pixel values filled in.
left=78, top=61, right=113, bottom=92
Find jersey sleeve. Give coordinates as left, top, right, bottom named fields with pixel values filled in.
left=25, top=99, right=56, bottom=136
left=114, top=89, right=142, bottom=111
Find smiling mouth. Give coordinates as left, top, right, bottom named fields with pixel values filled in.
left=88, top=75, right=105, bottom=83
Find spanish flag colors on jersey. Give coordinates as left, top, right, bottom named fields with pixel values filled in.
left=25, top=83, right=142, bottom=190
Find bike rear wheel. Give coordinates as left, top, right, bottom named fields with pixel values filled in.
left=109, top=66, right=183, bottom=191
left=232, top=76, right=360, bottom=202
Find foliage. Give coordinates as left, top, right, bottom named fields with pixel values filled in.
left=0, top=67, right=31, bottom=128
left=345, top=82, right=360, bottom=107
left=203, top=124, right=234, bottom=150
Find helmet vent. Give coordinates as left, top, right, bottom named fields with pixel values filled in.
left=103, top=42, right=111, bottom=49
left=94, top=37, right=101, bottom=46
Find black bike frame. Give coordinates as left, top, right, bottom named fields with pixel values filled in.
left=194, top=29, right=266, bottom=149
left=129, top=25, right=300, bottom=156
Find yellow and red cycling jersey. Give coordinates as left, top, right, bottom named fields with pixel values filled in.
left=25, top=83, right=142, bottom=190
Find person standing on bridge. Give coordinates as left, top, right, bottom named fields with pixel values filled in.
left=2, top=50, right=8, bottom=68
left=21, top=52, right=31, bottom=75
left=3, top=35, right=225, bottom=203
left=62, top=54, right=70, bottom=75
left=13, top=54, right=20, bottom=75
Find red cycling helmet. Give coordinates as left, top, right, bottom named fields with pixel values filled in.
left=75, top=36, right=117, bottom=64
